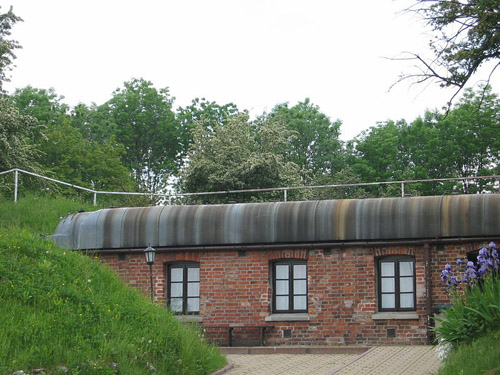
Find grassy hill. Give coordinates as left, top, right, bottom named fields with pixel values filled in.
left=0, top=195, right=226, bottom=374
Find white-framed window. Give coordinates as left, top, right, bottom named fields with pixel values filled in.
left=168, top=263, right=200, bottom=315
left=377, top=257, right=416, bottom=311
left=272, top=260, right=308, bottom=313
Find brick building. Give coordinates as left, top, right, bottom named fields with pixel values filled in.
left=52, top=194, right=500, bottom=346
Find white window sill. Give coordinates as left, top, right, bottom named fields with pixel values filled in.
left=371, top=312, right=418, bottom=320
left=173, top=315, right=203, bottom=323
left=265, top=313, right=310, bottom=322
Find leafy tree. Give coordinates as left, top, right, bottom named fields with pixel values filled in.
left=399, top=0, right=500, bottom=103
left=40, top=121, right=137, bottom=193
left=177, top=97, right=240, bottom=165
left=268, top=98, right=344, bottom=184
left=432, top=85, right=500, bottom=192
left=102, top=78, right=181, bottom=194
left=351, top=86, right=500, bottom=196
left=70, top=103, right=116, bottom=144
left=0, top=98, right=43, bottom=172
left=179, top=114, right=301, bottom=203
left=11, top=86, right=69, bottom=125
left=351, top=120, right=407, bottom=183
left=0, top=6, right=22, bottom=93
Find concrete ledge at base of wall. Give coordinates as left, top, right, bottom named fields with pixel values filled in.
left=220, top=346, right=372, bottom=355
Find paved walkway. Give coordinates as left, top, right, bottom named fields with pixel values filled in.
left=221, top=346, right=441, bottom=375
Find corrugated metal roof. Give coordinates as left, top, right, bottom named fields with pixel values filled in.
left=51, top=194, right=500, bottom=250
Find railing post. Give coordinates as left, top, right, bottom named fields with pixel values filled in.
left=93, top=192, right=97, bottom=206
left=401, top=182, right=405, bottom=197
left=14, top=170, right=18, bottom=203
left=284, top=190, right=287, bottom=202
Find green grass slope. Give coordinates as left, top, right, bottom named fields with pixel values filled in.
left=0, top=196, right=226, bottom=374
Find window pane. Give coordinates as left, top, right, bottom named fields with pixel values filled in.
left=170, top=268, right=183, bottom=282
left=381, top=278, right=395, bottom=293
left=381, top=262, right=394, bottom=276
left=399, top=261, right=414, bottom=276
left=400, top=277, right=414, bottom=293
left=294, top=295, right=307, bottom=310
left=188, top=267, right=200, bottom=281
left=400, top=293, right=414, bottom=308
left=276, top=280, right=289, bottom=295
left=294, top=279, right=307, bottom=295
left=170, top=282, right=183, bottom=297
left=187, top=297, right=199, bottom=313
left=381, top=294, right=395, bottom=309
left=275, top=265, right=289, bottom=280
left=293, top=264, right=306, bottom=279
left=170, top=298, right=183, bottom=312
left=276, top=296, right=289, bottom=310
left=187, top=282, right=199, bottom=297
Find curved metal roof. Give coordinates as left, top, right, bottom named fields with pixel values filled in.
left=51, top=194, right=500, bottom=250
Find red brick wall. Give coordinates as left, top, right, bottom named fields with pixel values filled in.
left=97, top=241, right=486, bottom=346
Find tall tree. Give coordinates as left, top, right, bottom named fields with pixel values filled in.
left=0, top=6, right=22, bottom=94
left=179, top=114, right=301, bottom=203
left=0, top=99, right=43, bottom=172
left=102, top=78, right=181, bottom=194
left=177, top=98, right=240, bottom=164
left=268, top=99, right=344, bottom=184
left=398, top=0, right=500, bottom=103
left=70, top=103, right=116, bottom=144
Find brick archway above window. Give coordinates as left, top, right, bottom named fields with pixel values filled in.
left=375, top=247, right=417, bottom=257
left=267, top=249, right=308, bottom=261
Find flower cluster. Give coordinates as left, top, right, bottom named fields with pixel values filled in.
left=441, top=242, right=499, bottom=289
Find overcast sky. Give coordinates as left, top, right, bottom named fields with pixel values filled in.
left=4, top=0, right=500, bottom=140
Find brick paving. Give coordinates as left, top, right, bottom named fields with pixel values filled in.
left=221, top=346, right=441, bottom=375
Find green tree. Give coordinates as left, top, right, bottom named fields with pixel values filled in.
left=102, top=78, right=181, bottom=194
left=179, top=114, right=301, bottom=203
left=40, top=122, right=137, bottom=194
left=70, top=103, right=116, bottom=144
left=0, top=98, right=43, bottom=172
left=399, top=0, right=500, bottom=102
left=0, top=6, right=22, bottom=93
left=433, top=85, right=500, bottom=192
left=11, top=86, right=69, bottom=126
left=268, top=98, right=344, bottom=184
left=177, top=97, right=240, bottom=165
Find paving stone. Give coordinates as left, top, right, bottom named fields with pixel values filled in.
left=224, top=346, right=442, bottom=375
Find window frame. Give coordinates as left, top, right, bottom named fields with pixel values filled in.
left=377, top=256, right=416, bottom=312
left=167, top=262, right=200, bottom=315
left=272, top=259, right=308, bottom=314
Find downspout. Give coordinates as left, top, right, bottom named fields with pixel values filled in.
left=424, top=242, right=433, bottom=344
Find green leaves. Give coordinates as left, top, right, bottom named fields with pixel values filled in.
left=102, top=78, right=181, bottom=194
left=179, top=113, right=301, bottom=203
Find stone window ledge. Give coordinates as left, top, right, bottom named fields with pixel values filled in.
left=174, top=315, right=203, bottom=323
left=371, top=312, right=419, bottom=320
left=265, top=313, right=310, bottom=322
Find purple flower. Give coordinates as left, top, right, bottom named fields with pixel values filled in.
left=489, top=242, right=496, bottom=248
left=479, top=247, right=488, bottom=256
left=445, top=263, right=452, bottom=271
left=492, top=249, right=498, bottom=258
left=450, top=276, right=458, bottom=286
left=478, top=264, right=489, bottom=275
left=466, top=261, right=476, bottom=269
left=457, top=258, right=465, bottom=265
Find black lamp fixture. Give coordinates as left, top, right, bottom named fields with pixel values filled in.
left=144, top=244, right=156, bottom=301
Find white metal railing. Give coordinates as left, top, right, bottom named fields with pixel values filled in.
left=1, top=168, right=500, bottom=206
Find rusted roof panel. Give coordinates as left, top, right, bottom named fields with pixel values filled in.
left=52, top=194, right=500, bottom=250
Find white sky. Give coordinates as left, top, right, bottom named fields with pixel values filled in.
left=4, top=0, right=500, bottom=141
